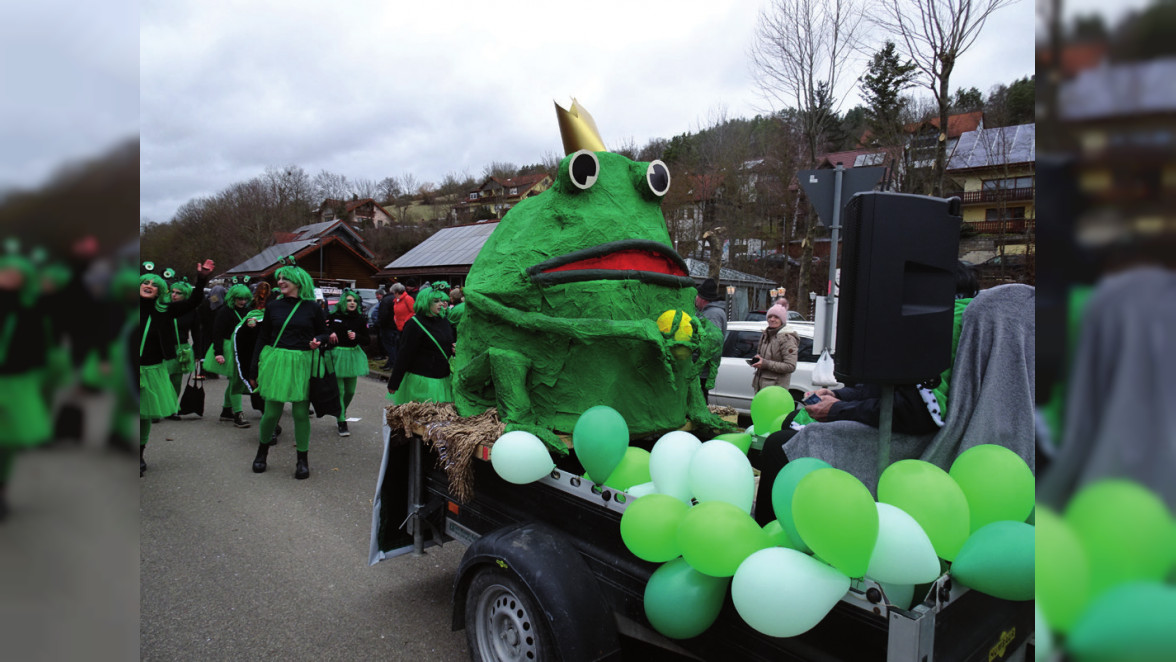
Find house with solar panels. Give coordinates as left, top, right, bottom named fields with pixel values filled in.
left=220, top=219, right=382, bottom=289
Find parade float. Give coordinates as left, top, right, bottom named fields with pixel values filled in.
left=369, top=100, right=1034, bottom=662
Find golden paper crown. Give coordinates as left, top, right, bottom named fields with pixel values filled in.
left=554, top=98, right=607, bottom=155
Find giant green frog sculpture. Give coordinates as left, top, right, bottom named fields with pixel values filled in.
left=454, top=149, right=730, bottom=448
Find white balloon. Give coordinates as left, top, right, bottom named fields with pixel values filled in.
left=732, top=547, right=850, bottom=637
left=688, top=439, right=755, bottom=513
left=649, top=431, right=701, bottom=503
left=625, top=481, right=659, bottom=498
left=490, top=431, right=554, bottom=485
left=876, top=581, right=915, bottom=610
left=866, top=503, right=942, bottom=585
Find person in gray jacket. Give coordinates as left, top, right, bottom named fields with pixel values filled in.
left=694, top=278, right=727, bottom=401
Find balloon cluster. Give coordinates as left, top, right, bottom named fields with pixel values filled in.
left=1035, top=480, right=1176, bottom=662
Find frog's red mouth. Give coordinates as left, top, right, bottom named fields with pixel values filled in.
left=527, top=239, right=694, bottom=288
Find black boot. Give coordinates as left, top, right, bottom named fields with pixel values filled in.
left=267, top=423, right=281, bottom=446
left=294, top=450, right=309, bottom=480
left=219, top=407, right=234, bottom=422
left=252, top=443, right=269, bottom=473
left=140, top=445, right=146, bottom=477
left=233, top=411, right=250, bottom=429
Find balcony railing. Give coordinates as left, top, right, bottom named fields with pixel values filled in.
left=968, top=218, right=1036, bottom=234
left=959, top=187, right=1035, bottom=204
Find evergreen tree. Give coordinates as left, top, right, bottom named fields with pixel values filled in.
left=859, top=41, right=918, bottom=146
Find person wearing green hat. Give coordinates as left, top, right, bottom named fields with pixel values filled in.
left=203, top=281, right=254, bottom=428
left=325, top=289, right=370, bottom=436
left=164, top=278, right=199, bottom=417
left=385, top=284, right=455, bottom=405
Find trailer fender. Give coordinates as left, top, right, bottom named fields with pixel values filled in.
left=452, top=521, right=620, bottom=661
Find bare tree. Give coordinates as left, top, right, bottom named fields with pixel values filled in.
left=312, top=170, right=350, bottom=204
left=750, top=0, right=867, bottom=316
left=875, top=0, right=1019, bottom=196
left=351, top=177, right=380, bottom=201
left=377, top=176, right=401, bottom=205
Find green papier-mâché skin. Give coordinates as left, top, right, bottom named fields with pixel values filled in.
left=454, top=150, right=731, bottom=444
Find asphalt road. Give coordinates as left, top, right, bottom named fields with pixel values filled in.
left=140, top=374, right=471, bottom=661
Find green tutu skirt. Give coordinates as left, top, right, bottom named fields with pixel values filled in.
left=139, top=362, right=179, bottom=419
left=388, top=372, right=453, bottom=405
left=43, top=345, right=73, bottom=392
left=167, top=343, right=196, bottom=375
left=0, top=371, right=52, bottom=447
left=327, top=345, right=370, bottom=378
left=257, top=346, right=311, bottom=402
left=201, top=340, right=234, bottom=376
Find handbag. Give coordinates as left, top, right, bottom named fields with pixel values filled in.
left=178, top=371, right=205, bottom=416
left=308, top=348, right=341, bottom=419
left=412, top=316, right=455, bottom=374
left=174, top=320, right=196, bottom=373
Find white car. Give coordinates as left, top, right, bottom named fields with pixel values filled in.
left=707, top=320, right=842, bottom=415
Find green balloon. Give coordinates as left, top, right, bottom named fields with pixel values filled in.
left=1064, top=479, right=1175, bottom=599
left=573, top=405, right=630, bottom=485
left=770, top=457, right=833, bottom=554
left=678, top=500, right=770, bottom=577
left=643, top=557, right=731, bottom=639
left=713, top=432, right=752, bottom=455
left=750, top=386, right=794, bottom=431
left=948, top=444, right=1035, bottom=532
left=605, top=446, right=652, bottom=491
left=762, top=520, right=798, bottom=549
left=1067, top=582, right=1176, bottom=662
left=621, top=494, right=690, bottom=562
left=949, top=521, right=1035, bottom=601
left=878, top=460, right=970, bottom=561
left=791, top=468, right=879, bottom=578
left=1035, top=506, right=1090, bottom=634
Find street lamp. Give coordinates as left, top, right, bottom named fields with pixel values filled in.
left=726, top=285, right=736, bottom=320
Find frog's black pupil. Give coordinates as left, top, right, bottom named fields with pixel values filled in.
left=649, top=163, right=669, bottom=194
left=572, top=154, right=597, bottom=187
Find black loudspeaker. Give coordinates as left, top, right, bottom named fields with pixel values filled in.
left=834, top=192, right=961, bottom=384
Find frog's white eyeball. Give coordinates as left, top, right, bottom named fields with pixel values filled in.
left=569, top=149, right=599, bottom=190
left=646, top=160, right=670, bottom=197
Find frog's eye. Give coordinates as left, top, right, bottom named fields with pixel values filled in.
left=569, top=149, right=599, bottom=190
left=646, top=160, right=670, bottom=197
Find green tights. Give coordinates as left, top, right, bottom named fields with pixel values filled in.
left=259, top=400, right=310, bottom=452
left=140, top=417, right=151, bottom=446
left=337, top=377, right=357, bottom=423
left=0, top=448, right=15, bottom=483
left=222, top=378, right=246, bottom=412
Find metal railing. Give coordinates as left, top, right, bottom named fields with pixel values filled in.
left=959, top=187, right=1035, bottom=204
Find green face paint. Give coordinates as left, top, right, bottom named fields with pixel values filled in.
left=454, top=150, right=728, bottom=438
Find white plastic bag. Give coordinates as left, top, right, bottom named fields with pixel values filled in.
left=811, top=348, right=837, bottom=387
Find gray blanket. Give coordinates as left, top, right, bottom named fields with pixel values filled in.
left=784, top=284, right=1036, bottom=495
left=1038, top=267, right=1176, bottom=511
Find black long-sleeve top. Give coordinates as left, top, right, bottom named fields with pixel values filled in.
left=326, top=309, right=370, bottom=349
left=176, top=305, right=201, bottom=349
left=211, top=304, right=250, bottom=352
left=387, top=314, right=453, bottom=391
left=138, top=276, right=206, bottom=367
left=248, top=297, right=328, bottom=380
left=0, top=290, right=49, bottom=375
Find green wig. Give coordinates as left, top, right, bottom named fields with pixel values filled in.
left=332, top=288, right=362, bottom=315
left=274, top=265, right=315, bottom=301
left=139, top=273, right=170, bottom=312
left=226, top=283, right=252, bottom=305
left=170, top=279, right=195, bottom=300
left=413, top=285, right=448, bottom=317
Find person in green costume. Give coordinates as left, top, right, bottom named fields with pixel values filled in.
left=386, top=285, right=454, bottom=405
left=0, top=243, right=53, bottom=521
left=204, top=281, right=253, bottom=428
left=164, top=277, right=198, bottom=417
left=325, top=289, right=370, bottom=436
left=453, top=144, right=730, bottom=449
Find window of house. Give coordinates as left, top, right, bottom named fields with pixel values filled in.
left=984, top=206, right=1026, bottom=221
left=982, top=176, right=1034, bottom=190
left=469, top=192, right=477, bottom=200
left=509, top=187, right=518, bottom=196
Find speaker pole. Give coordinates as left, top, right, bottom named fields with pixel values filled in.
left=877, top=384, right=894, bottom=481
left=823, top=163, right=845, bottom=354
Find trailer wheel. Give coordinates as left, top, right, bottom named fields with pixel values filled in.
left=465, top=568, right=554, bottom=662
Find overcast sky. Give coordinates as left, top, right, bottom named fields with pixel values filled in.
left=137, top=0, right=1038, bottom=224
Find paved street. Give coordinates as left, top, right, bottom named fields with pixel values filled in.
left=140, top=374, right=470, bottom=661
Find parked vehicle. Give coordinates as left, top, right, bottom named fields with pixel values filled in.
left=975, top=253, right=1029, bottom=282
left=708, top=320, right=841, bottom=414
left=745, top=309, right=809, bottom=324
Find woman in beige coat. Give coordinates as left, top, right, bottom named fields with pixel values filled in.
left=751, top=304, right=798, bottom=392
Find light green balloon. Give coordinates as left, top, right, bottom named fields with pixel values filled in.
left=762, top=520, right=798, bottom=549
left=605, top=446, right=652, bottom=491
left=687, top=439, right=755, bottom=513
left=770, top=457, right=833, bottom=554
left=792, top=468, right=879, bottom=578
left=678, top=500, right=770, bottom=577
left=1064, top=479, right=1175, bottom=599
left=878, top=460, right=970, bottom=561
left=713, top=432, right=752, bottom=455
left=1035, top=506, right=1090, bottom=634
left=867, top=502, right=942, bottom=585
left=877, top=581, right=915, bottom=610
left=1067, top=582, right=1176, bottom=662
left=949, top=444, right=1035, bottom=532
left=750, top=386, right=794, bottom=431
left=731, top=547, right=850, bottom=637
left=621, top=494, right=690, bottom=562
left=489, top=431, right=555, bottom=484
left=573, top=405, right=629, bottom=485
left=950, top=521, right=1035, bottom=601
left=644, top=557, right=731, bottom=639
left=649, top=430, right=701, bottom=504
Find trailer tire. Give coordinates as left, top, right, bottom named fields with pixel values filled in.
left=465, top=567, right=556, bottom=662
